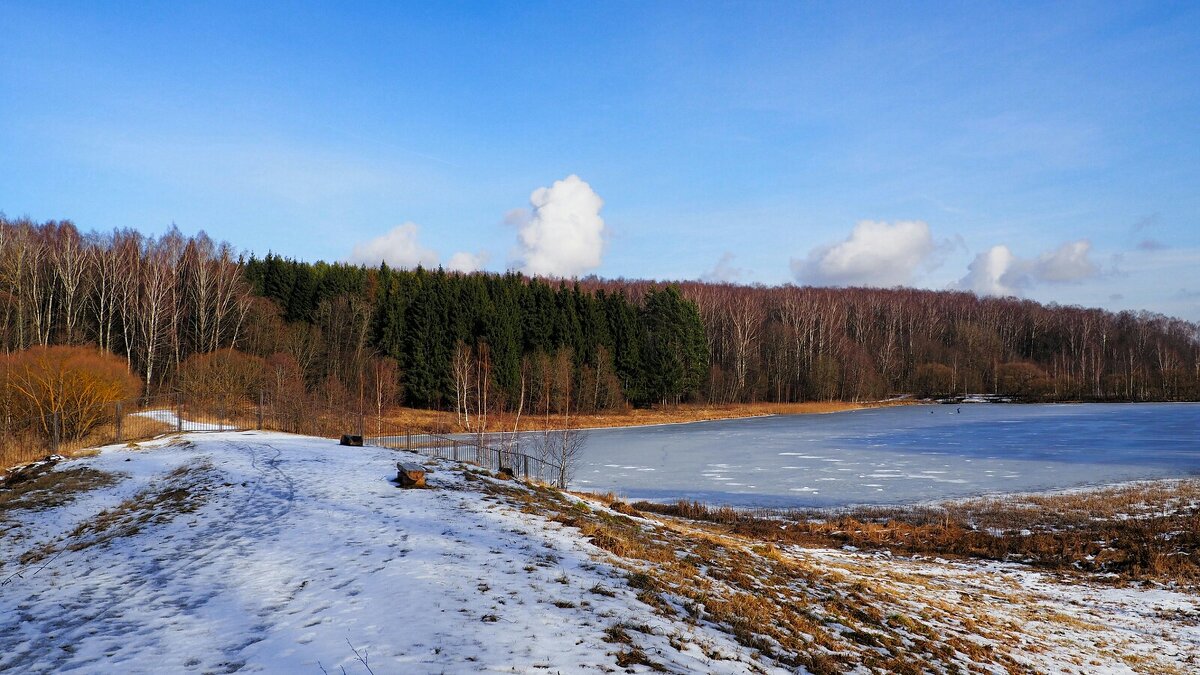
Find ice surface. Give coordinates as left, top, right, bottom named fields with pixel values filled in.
left=571, top=403, right=1200, bottom=507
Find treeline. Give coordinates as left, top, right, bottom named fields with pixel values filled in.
left=0, top=216, right=253, bottom=395
left=649, top=281, right=1199, bottom=402
left=4, top=214, right=1199, bottom=413
left=243, top=255, right=709, bottom=413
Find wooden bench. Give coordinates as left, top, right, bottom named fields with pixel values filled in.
left=340, top=434, right=364, bottom=446
left=396, top=462, right=427, bottom=488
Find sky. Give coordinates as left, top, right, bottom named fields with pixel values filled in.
left=2, top=1, right=1198, bottom=320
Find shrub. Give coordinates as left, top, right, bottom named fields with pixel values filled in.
left=913, top=363, right=955, bottom=398
left=178, top=349, right=266, bottom=403
left=996, top=362, right=1051, bottom=398
left=1, top=346, right=141, bottom=440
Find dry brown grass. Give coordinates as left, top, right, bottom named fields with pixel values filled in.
left=0, top=463, right=119, bottom=526
left=636, top=480, right=1200, bottom=586
left=16, top=461, right=215, bottom=566
left=0, top=433, right=51, bottom=471
left=1, top=415, right=177, bottom=473
left=376, top=399, right=909, bottom=434
left=485, top=477, right=1034, bottom=673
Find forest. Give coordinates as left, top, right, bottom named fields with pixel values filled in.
left=2, top=215, right=1198, bottom=425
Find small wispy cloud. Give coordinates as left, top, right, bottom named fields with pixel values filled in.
left=447, top=251, right=489, bottom=274
left=347, top=222, right=439, bottom=269
left=347, top=223, right=492, bottom=274
left=1131, top=213, right=1161, bottom=232
left=700, top=252, right=744, bottom=283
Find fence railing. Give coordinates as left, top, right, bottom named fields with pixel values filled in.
left=2, top=392, right=566, bottom=486
left=365, top=431, right=564, bottom=484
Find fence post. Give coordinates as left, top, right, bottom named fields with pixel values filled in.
left=405, top=431, right=411, bottom=452
left=257, top=391, right=264, bottom=431
left=176, top=393, right=183, bottom=433
left=51, top=411, right=61, bottom=455
left=115, top=402, right=123, bottom=443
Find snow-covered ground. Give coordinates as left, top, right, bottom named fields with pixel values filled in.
left=0, top=432, right=770, bottom=673
left=1, top=431, right=1198, bottom=673
left=132, top=408, right=236, bottom=432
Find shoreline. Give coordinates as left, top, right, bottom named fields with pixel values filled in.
left=602, top=473, right=1200, bottom=516
left=387, top=399, right=916, bottom=435
left=811, top=474, right=1200, bottom=515
left=562, top=402, right=902, bottom=432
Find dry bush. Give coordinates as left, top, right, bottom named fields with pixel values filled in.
left=1, top=431, right=49, bottom=472
left=1, top=346, right=141, bottom=443
left=260, top=352, right=310, bottom=432
left=178, top=348, right=266, bottom=407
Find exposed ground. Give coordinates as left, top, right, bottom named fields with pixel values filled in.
left=1, top=432, right=1197, bottom=673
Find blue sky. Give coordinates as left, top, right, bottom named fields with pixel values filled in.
left=2, top=1, right=1198, bottom=319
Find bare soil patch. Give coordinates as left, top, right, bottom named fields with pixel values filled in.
left=0, top=462, right=120, bottom=523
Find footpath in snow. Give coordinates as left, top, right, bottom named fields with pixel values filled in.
left=0, top=431, right=768, bottom=674
left=1, top=430, right=1198, bottom=673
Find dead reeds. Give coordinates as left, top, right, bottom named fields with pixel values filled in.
left=635, top=479, right=1200, bottom=586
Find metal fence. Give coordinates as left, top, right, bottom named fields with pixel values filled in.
left=1, top=392, right=254, bottom=469
left=2, top=392, right=565, bottom=486
left=365, top=431, right=563, bottom=484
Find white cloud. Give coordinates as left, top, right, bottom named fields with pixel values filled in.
left=700, top=252, right=743, bottom=283
left=959, top=244, right=1022, bottom=296
left=447, top=250, right=489, bottom=274
left=958, top=239, right=1101, bottom=296
left=791, top=220, right=940, bottom=287
left=347, top=222, right=439, bottom=268
left=513, top=175, right=606, bottom=278
left=1031, top=240, right=1099, bottom=282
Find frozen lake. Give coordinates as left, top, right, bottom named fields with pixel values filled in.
left=569, top=403, right=1200, bottom=508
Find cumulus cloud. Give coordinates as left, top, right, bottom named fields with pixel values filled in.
left=347, top=222, right=439, bottom=268
left=447, top=251, right=489, bottom=274
left=958, top=245, right=1023, bottom=296
left=958, top=239, right=1101, bottom=296
left=701, top=252, right=744, bottom=283
left=513, top=175, right=605, bottom=278
left=790, top=220, right=942, bottom=287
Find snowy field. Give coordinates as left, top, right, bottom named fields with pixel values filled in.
left=1, top=430, right=1198, bottom=673
left=572, top=403, right=1200, bottom=507
left=0, top=432, right=772, bottom=673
